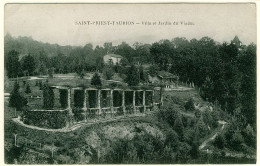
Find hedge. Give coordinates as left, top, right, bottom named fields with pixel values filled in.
left=23, top=110, right=69, bottom=129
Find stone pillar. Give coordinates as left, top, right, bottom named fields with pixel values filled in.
left=97, top=90, right=101, bottom=117
left=122, top=90, right=126, bottom=114
left=152, top=90, right=155, bottom=107
left=160, top=87, right=164, bottom=107
left=110, top=90, right=114, bottom=117
left=83, top=89, right=87, bottom=122
left=67, top=88, right=72, bottom=114
left=143, top=90, right=146, bottom=113
left=133, top=90, right=136, bottom=113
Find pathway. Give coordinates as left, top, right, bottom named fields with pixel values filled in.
left=199, top=120, right=226, bottom=150
left=12, top=111, right=155, bottom=133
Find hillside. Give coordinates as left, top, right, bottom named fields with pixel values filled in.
left=4, top=34, right=76, bottom=58
left=4, top=86, right=256, bottom=164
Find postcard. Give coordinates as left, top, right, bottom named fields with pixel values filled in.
left=2, top=2, right=257, bottom=164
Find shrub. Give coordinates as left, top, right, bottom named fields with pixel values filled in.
left=74, top=90, right=84, bottom=108
left=243, top=124, right=256, bottom=147
left=124, top=65, right=140, bottom=86
left=158, top=106, right=178, bottom=127
left=43, top=84, right=54, bottom=109
left=59, top=89, right=68, bottom=108
left=213, top=134, right=226, bottom=149
left=91, top=73, right=102, bottom=86
left=9, top=81, right=27, bottom=111
left=173, top=115, right=184, bottom=140
left=25, top=83, right=31, bottom=94
left=184, top=98, right=195, bottom=112
left=231, top=129, right=244, bottom=150
left=103, top=67, right=114, bottom=80
left=165, top=130, right=179, bottom=150
left=194, top=118, right=209, bottom=138
left=176, top=142, right=191, bottom=162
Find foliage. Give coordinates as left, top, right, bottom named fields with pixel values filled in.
left=43, top=83, right=54, bottom=109
left=23, top=110, right=69, bottom=129
left=59, top=89, right=68, bottom=108
left=5, top=50, right=22, bottom=78
left=73, top=108, right=85, bottom=122
left=194, top=118, right=209, bottom=138
left=158, top=106, right=178, bottom=128
left=242, top=124, right=256, bottom=148
left=9, top=81, right=27, bottom=111
left=125, top=65, right=140, bottom=86
left=5, top=145, right=26, bottom=164
left=21, top=53, right=36, bottom=76
left=91, top=73, right=102, bottom=86
left=78, top=70, right=85, bottom=79
left=230, top=129, right=244, bottom=150
left=165, top=129, right=179, bottom=150
left=148, top=65, right=159, bottom=77
left=48, top=68, right=54, bottom=78
left=25, top=83, right=31, bottom=94
left=103, top=67, right=114, bottom=80
left=74, top=90, right=84, bottom=108
left=213, top=134, right=226, bottom=149
left=184, top=98, right=195, bottom=111
left=173, top=114, right=184, bottom=140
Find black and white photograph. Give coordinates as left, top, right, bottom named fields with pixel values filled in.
left=3, top=2, right=257, bottom=164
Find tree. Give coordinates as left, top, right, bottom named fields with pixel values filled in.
left=25, top=83, right=31, bottom=94
left=103, top=67, right=114, bottom=80
left=239, top=44, right=256, bottom=128
left=9, top=81, right=27, bottom=111
left=125, top=65, right=140, bottom=86
left=21, top=53, right=35, bottom=76
left=148, top=65, right=159, bottom=77
left=43, top=83, right=54, bottom=109
left=184, top=98, right=195, bottom=112
left=91, top=73, right=102, bottom=86
left=6, top=50, right=22, bottom=78
left=59, top=89, right=68, bottom=109
left=213, top=134, right=225, bottom=149
left=48, top=68, right=54, bottom=78
left=173, top=114, right=184, bottom=140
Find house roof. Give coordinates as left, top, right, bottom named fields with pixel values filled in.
left=104, top=54, right=123, bottom=58
left=157, top=71, right=179, bottom=79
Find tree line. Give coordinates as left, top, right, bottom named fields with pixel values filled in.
left=5, top=34, right=256, bottom=128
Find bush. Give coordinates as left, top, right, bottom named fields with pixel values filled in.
left=213, top=134, right=226, bottom=149
left=59, top=89, right=68, bottom=108
left=25, top=83, right=31, bottom=94
left=184, top=98, right=195, bottom=112
left=91, top=73, right=102, bottom=86
left=124, top=65, right=140, bottom=86
left=165, top=130, right=179, bottom=150
left=231, top=129, right=244, bottom=150
left=158, top=106, right=178, bottom=127
left=243, top=124, right=256, bottom=147
left=43, top=84, right=54, bottom=109
left=176, top=142, right=191, bottom=162
left=23, top=110, right=69, bottom=129
left=103, top=67, right=114, bottom=80
left=74, top=90, right=84, bottom=108
left=194, top=119, right=209, bottom=139
left=173, top=115, right=184, bottom=140
left=9, top=81, right=27, bottom=111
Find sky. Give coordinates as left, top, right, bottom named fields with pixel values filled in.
left=4, top=3, right=256, bottom=47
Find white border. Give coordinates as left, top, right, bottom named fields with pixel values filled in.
left=0, top=1, right=258, bottom=166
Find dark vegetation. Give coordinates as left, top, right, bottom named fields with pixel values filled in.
left=4, top=34, right=256, bottom=164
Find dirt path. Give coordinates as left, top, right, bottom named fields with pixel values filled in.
left=12, top=112, right=154, bottom=133
left=198, top=120, right=255, bottom=160
left=199, top=120, right=226, bottom=150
